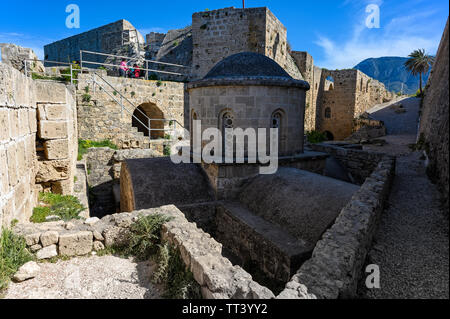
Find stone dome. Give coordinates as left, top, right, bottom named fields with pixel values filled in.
left=204, top=52, right=293, bottom=80
left=188, top=52, right=310, bottom=90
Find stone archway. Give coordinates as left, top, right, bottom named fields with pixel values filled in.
left=324, top=130, right=334, bottom=141
left=132, top=102, right=165, bottom=139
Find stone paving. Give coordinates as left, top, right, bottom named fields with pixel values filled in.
left=358, top=98, right=449, bottom=299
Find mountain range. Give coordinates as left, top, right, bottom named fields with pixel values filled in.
left=354, top=57, right=431, bottom=95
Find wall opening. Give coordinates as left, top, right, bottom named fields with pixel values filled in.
left=325, top=76, right=335, bottom=91
left=324, top=107, right=332, bottom=119
left=324, top=130, right=334, bottom=141
left=132, top=102, right=164, bottom=139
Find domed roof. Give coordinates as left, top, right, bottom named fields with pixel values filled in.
left=204, top=52, right=293, bottom=80
left=188, top=52, right=310, bottom=90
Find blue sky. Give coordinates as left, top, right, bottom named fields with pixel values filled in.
left=0, top=0, right=448, bottom=69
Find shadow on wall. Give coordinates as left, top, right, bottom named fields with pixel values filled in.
left=132, top=102, right=165, bottom=139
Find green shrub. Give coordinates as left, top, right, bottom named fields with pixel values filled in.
left=120, top=214, right=172, bottom=261
left=31, top=73, right=66, bottom=82
left=82, top=93, right=91, bottom=103
left=149, top=73, right=158, bottom=81
left=306, top=130, right=327, bottom=144
left=0, top=228, right=34, bottom=292
left=156, top=80, right=162, bottom=87
left=30, top=193, right=85, bottom=223
left=153, top=243, right=202, bottom=299
left=84, top=86, right=90, bottom=93
left=77, top=139, right=118, bottom=160
left=163, top=145, right=171, bottom=156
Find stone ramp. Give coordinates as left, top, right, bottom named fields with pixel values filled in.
left=120, top=157, right=215, bottom=212
left=239, top=168, right=359, bottom=244
left=367, top=97, right=420, bottom=135
left=216, top=201, right=313, bottom=284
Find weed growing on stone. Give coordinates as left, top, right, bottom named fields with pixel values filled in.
left=121, top=214, right=172, bottom=261
left=306, top=130, right=327, bottom=144
left=0, top=228, right=33, bottom=292
left=153, top=243, right=202, bottom=299
left=81, top=93, right=91, bottom=103
left=30, top=193, right=85, bottom=223
left=163, top=145, right=171, bottom=156
left=77, top=139, right=118, bottom=160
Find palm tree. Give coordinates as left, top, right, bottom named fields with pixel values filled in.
left=404, top=49, right=434, bottom=95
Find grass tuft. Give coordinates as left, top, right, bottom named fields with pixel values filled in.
left=30, top=192, right=85, bottom=223
left=77, top=139, right=118, bottom=161
left=0, top=228, right=34, bottom=293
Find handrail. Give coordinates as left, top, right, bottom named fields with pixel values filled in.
left=24, top=59, right=82, bottom=84
left=82, top=60, right=184, bottom=76
left=89, top=71, right=184, bottom=139
left=80, top=49, right=188, bottom=68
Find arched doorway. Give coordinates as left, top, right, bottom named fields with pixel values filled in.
left=132, top=103, right=164, bottom=139
left=324, top=131, right=334, bottom=141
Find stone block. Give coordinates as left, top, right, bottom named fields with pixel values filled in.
left=0, top=108, right=9, bottom=141
left=35, top=81, right=67, bottom=104
left=0, top=148, right=9, bottom=194
left=6, top=144, right=18, bottom=187
left=40, top=231, right=59, bottom=247
left=38, top=121, right=68, bottom=140
left=25, top=233, right=41, bottom=246
left=51, top=179, right=72, bottom=195
left=37, top=244, right=58, bottom=260
left=44, top=139, right=69, bottom=159
left=59, top=231, right=93, bottom=256
left=28, top=109, right=37, bottom=133
left=45, top=104, right=68, bottom=121
left=18, top=109, right=29, bottom=136
left=35, top=160, right=70, bottom=183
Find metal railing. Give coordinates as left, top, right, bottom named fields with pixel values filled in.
left=89, top=71, right=183, bottom=140
left=24, top=59, right=81, bottom=85
left=80, top=50, right=189, bottom=79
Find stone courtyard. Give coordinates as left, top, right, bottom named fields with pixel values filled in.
left=0, top=5, right=448, bottom=301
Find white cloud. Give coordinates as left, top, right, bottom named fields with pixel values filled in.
left=0, top=32, right=50, bottom=60
left=314, top=5, right=443, bottom=69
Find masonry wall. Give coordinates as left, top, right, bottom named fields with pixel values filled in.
left=419, top=19, right=449, bottom=209
left=76, top=73, right=187, bottom=150
left=191, top=7, right=302, bottom=80
left=44, top=20, right=143, bottom=64
left=0, top=63, right=37, bottom=227
left=35, top=81, right=78, bottom=195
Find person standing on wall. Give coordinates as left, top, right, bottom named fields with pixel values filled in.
left=119, top=58, right=128, bottom=77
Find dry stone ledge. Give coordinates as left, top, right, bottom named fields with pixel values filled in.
left=12, top=205, right=276, bottom=299
left=277, top=155, right=395, bottom=299
left=59, top=231, right=93, bottom=257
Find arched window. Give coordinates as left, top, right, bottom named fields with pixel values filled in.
left=271, top=111, right=282, bottom=129
left=220, top=111, right=235, bottom=155
left=324, top=107, right=331, bottom=119
left=325, top=76, right=335, bottom=91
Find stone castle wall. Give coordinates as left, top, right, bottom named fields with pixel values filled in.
left=35, top=81, right=78, bottom=195
left=76, top=73, right=187, bottom=149
left=419, top=19, right=449, bottom=209
left=44, top=20, right=144, bottom=65
left=0, top=63, right=78, bottom=228
left=0, top=63, right=38, bottom=227
left=191, top=7, right=302, bottom=80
